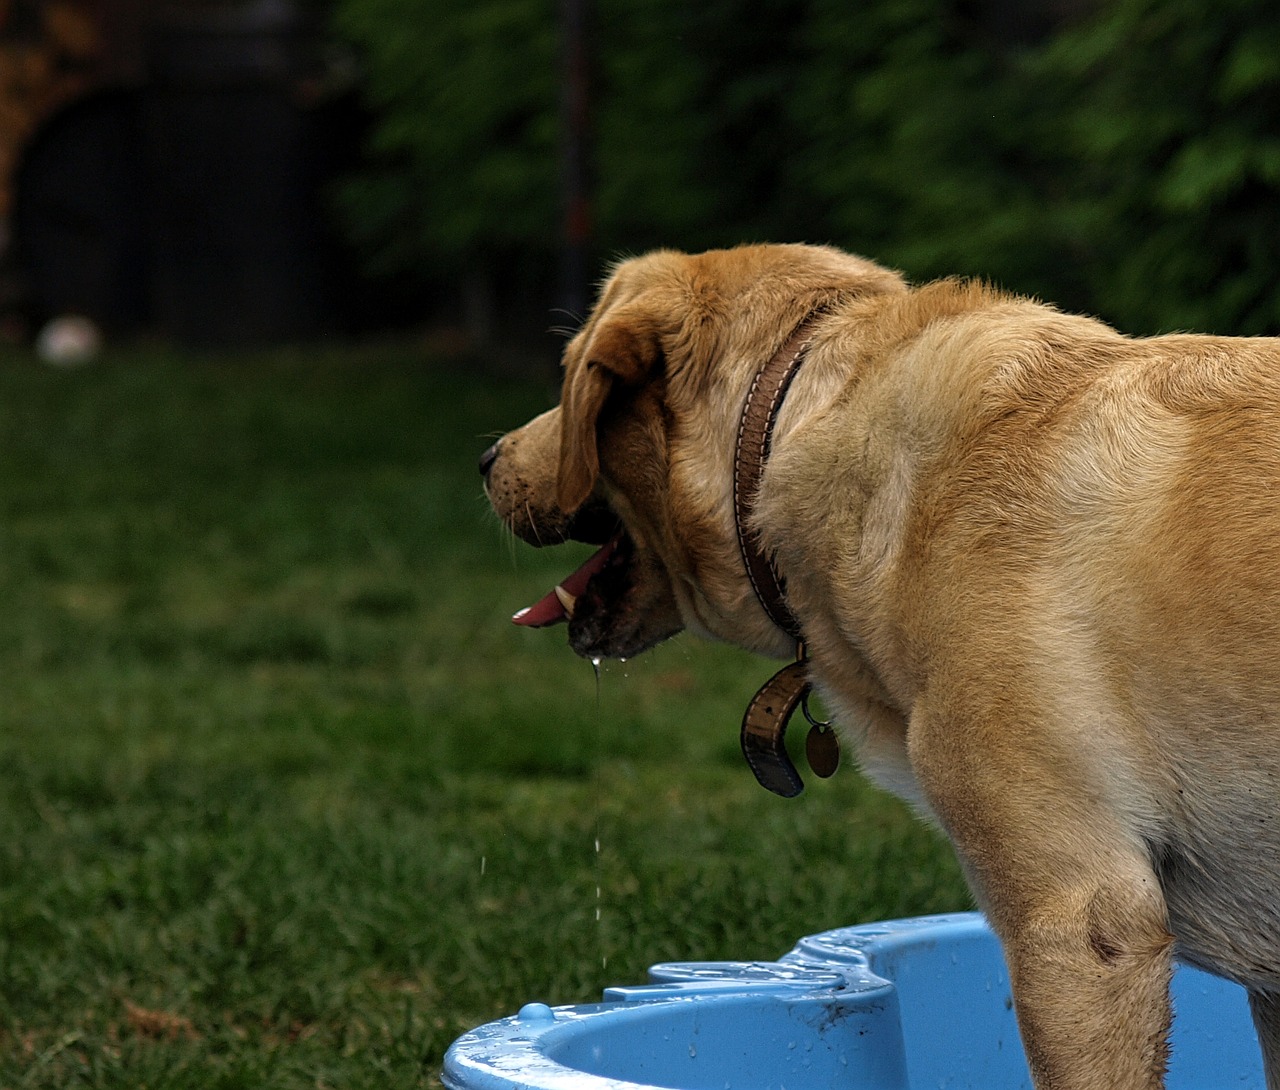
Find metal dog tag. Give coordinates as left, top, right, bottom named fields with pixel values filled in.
left=806, top=723, right=840, bottom=779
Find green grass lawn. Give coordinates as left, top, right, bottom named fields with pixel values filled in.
left=0, top=341, right=967, bottom=1088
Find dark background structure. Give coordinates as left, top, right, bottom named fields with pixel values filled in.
left=1, top=0, right=366, bottom=347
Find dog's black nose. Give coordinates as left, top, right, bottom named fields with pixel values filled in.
left=478, top=441, right=500, bottom=479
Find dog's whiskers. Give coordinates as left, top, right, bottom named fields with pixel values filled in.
left=548, top=307, right=585, bottom=340
left=524, top=499, right=546, bottom=546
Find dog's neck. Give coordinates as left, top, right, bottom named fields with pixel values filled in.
left=732, top=311, right=825, bottom=642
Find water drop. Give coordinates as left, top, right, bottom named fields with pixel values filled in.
left=480, top=856, right=486, bottom=876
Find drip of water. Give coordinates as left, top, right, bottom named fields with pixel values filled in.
left=592, top=655, right=606, bottom=975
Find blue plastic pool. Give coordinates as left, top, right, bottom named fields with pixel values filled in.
left=443, top=912, right=1262, bottom=1090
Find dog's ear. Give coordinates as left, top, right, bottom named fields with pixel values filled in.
left=558, top=309, right=660, bottom=512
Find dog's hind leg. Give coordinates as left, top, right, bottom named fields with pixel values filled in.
left=1249, top=989, right=1280, bottom=1089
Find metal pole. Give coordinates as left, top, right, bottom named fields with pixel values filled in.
left=559, top=0, right=591, bottom=323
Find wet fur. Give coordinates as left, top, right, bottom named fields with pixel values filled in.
left=484, top=244, right=1280, bottom=1089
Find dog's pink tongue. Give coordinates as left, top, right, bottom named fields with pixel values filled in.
left=512, top=533, right=622, bottom=628
left=514, top=532, right=624, bottom=626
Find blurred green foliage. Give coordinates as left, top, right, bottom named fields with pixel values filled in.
left=331, top=0, right=1280, bottom=335
left=332, top=0, right=559, bottom=274
left=1031, top=0, right=1280, bottom=333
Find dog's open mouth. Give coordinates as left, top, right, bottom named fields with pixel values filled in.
left=506, top=498, right=682, bottom=658
left=512, top=529, right=628, bottom=628
left=511, top=501, right=628, bottom=629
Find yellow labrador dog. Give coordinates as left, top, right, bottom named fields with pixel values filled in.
left=480, top=243, right=1280, bottom=1089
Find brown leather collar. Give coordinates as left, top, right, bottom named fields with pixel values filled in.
left=732, top=311, right=840, bottom=797
left=732, top=312, right=824, bottom=641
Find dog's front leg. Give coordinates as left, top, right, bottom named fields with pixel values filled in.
left=996, top=877, right=1174, bottom=1090
left=910, top=705, right=1174, bottom=1089
left=1249, top=990, right=1280, bottom=1089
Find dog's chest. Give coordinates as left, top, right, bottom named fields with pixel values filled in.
left=1156, top=827, right=1280, bottom=989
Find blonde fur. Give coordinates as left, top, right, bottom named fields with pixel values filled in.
left=484, top=244, right=1280, bottom=1089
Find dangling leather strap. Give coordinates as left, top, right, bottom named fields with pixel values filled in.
left=740, top=660, right=809, bottom=798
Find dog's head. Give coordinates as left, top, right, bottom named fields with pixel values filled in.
left=482, top=244, right=905, bottom=661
